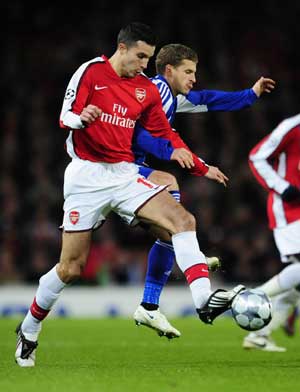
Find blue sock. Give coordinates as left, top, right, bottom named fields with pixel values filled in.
left=142, top=190, right=180, bottom=307
left=142, top=240, right=175, bottom=306
left=169, top=190, right=181, bottom=203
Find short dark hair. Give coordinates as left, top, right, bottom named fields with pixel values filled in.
left=117, top=22, right=157, bottom=48
left=155, top=44, right=198, bottom=74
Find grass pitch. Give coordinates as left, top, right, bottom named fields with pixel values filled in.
left=0, top=316, right=299, bottom=392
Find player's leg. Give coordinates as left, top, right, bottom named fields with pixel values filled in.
left=134, top=169, right=220, bottom=337
left=243, top=235, right=300, bottom=351
left=263, top=222, right=300, bottom=296
left=135, top=188, right=244, bottom=324
left=258, top=262, right=300, bottom=298
left=243, top=290, right=300, bottom=352
left=133, top=169, right=180, bottom=337
left=138, top=169, right=179, bottom=313
left=15, top=231, right=92, bottom=367
left=282, top=304, right=299, bottom=336
left=15, top=159, right=111, bottom=367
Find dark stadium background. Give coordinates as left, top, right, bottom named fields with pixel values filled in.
left=1, top=1, right=300, bottom=287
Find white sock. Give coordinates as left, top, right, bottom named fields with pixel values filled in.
left=278, top=263, right=300, bottom=291
left=22, top=265, right=66, bottom=336
left=172, top=231, right=211, bottom=308
left=258, top=275, right=282, bottom=297
left=259, top=264, right=300, bottom=297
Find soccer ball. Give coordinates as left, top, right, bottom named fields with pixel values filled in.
left=231, top=288, right=272, bottom=331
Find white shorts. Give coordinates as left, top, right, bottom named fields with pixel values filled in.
left=273, top=219, right=300, bottom=262
left=61, top=159, right=167, bottom=231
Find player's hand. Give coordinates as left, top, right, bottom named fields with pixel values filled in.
left=80, top=104, right=102, bottom=124
left=204, top=165, right=229, bottom=187
left=170, top=148, right=195, bottom=169
left=252, top=77, right=276, bottom=97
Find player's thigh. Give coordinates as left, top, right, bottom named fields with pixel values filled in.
left=148, top=224, right=172, bottom=242
left=136, top=189, right=194, bottom=234
left=147, top=170, right=179, bottom=191
left=60, top=231, right=92, bottom=266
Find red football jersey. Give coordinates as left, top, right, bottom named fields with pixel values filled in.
left=59, top=56, right=208, bottom=175
left=249, top=113, right=300, bottom=229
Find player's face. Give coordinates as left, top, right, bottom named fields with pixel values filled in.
left=169, top=59, right=197, bottom=96
left=120, top=41, right=155, bottom=78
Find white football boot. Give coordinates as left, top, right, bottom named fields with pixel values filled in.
left=15, top=323, right=41, bottom=367
left=134, top=305, right=181, bottom=339
left=243, top=333, right=286, bottom=352
left=133, top=256, right=221, bottom=338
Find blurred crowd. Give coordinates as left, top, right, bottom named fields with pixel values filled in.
left=1, top=1, right=300, bottom=286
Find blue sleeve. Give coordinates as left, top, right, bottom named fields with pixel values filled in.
left=186, top=88, right=257, bottom=111
left=133, top=125, right=174, bottom=161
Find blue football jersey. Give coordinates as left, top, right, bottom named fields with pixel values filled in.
left=133, top=74, right=258, bottom=164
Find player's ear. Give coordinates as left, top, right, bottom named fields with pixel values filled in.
left=118, top=43, right=127, bottom=53
left=165, top=64, right=173, bottom=76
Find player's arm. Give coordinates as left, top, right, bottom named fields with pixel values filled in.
left=140, top=86, right=210, bottom=175
left=134, top=124, right=227, bottom=183
left=133, top=124, right=174, bottom=161
left=176, top=77, right=276, bottom=113
left=248, top=126, right=295, bottom=196
left=133, top=124, right=196, bottom=169
left=59, top=62, right=101, bottom=129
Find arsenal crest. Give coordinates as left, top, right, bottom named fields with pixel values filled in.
left=69, top=211, right=80, bottom=225
left=135, top=88, right=146, bottom=102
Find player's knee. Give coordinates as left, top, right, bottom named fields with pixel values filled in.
left=165, top=173, right=178, bottom=191
left=174, top=209, right=196, bottom=232
left=149, top=171, right=179, bottom=191
left=57, top=257, right=86, bottom=283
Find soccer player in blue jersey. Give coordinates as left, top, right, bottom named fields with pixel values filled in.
left=132, top=43, right=276, bottom=339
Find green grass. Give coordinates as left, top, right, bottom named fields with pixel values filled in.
left=0, top=317, right=299, bottom=392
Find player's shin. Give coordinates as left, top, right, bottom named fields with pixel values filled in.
left=21, top=265, right=67, bottom=336
left=141, top=240, right=175, bottom=309
left=172, top=231, right=211, bottom=308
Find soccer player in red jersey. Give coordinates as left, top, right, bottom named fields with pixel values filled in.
left=15, top=22, right=244, bottom=367
left=242, top=113, right=300, bottom=352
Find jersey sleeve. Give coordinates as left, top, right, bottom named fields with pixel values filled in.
left=59, top=62, right=95, bottom=129
left=133, top=124, right=174, bottom=160
left=176, top=89, right=257, bottom=113
left=248, top=123, right=296, bottom=194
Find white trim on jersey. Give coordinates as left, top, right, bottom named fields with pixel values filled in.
left=66, top=131, right=77, bottom=159
left=249, top=114, right=300, bottom=195
left=272, top=153, right=288, bottom=227
left=273, top=195, right=287, bottom=227
left=60, top=56, right=105, bottom=129
left=176, top=94, right=208, bottom=113
left=151, top=78, right=174, bottom=121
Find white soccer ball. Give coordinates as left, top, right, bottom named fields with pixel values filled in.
left=231, top=288, right=272, bottom=331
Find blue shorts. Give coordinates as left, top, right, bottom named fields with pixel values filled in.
left=137, top=165, right=154, bottom=178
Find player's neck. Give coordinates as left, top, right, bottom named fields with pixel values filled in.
left=162, top=75, right=178, bottom=97
left=108, top=53, right=123, bottom=77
